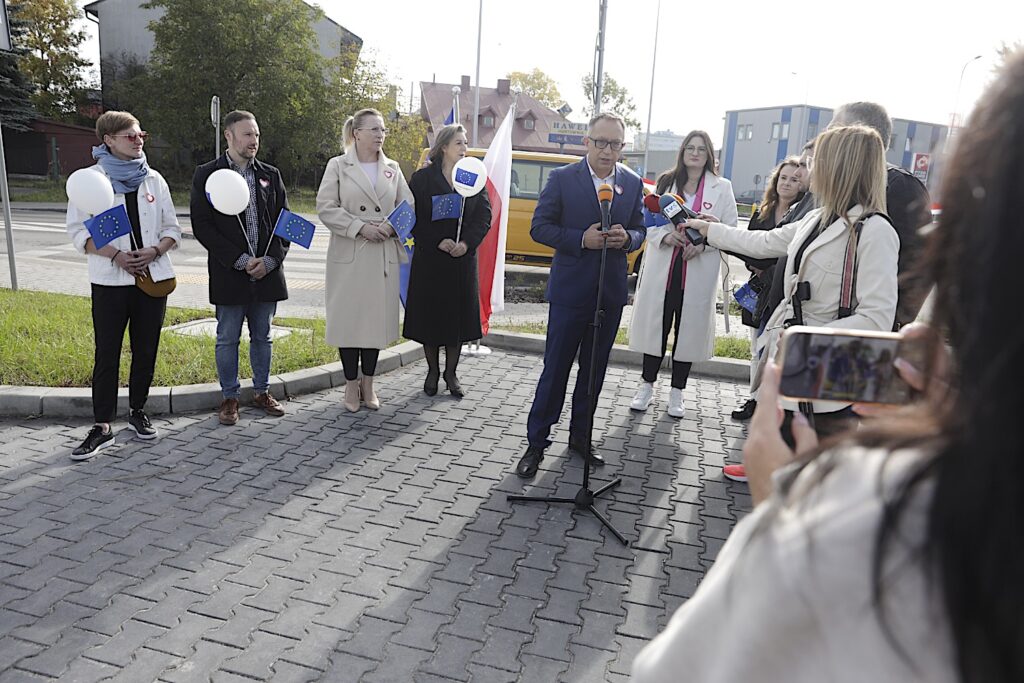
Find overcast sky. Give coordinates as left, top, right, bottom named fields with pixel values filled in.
left=79, top=0, right=1023, bottom=147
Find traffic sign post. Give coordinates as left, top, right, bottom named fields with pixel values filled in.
left=211, top=96, right=221, bottom=158
left=1, top=0, right=18, bottom=289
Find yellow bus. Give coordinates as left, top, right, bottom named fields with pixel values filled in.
left=416, top=148, right=646, bottom=273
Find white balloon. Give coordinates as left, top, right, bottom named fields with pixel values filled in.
left=66, top=168, right=114, bottom=215
left=452, top=156, right=488, bottom=197
left=205, top=168, right=251, bottom=215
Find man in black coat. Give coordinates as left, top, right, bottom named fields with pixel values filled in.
left=190, top=110, right=290, bottom=426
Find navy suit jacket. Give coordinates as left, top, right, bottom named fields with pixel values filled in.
left=530, top=160, right=646, bottom=310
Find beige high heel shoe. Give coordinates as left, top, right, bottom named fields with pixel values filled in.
left=360, top=375, right=380, bottom=410
left=343, top=379, right=361, bottom=412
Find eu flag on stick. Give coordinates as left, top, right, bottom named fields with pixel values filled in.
left=387, top=200, right=416, bottom=308
left=272, top=209, right=316, bottom=249
left=388, top=200, right=416, bottom=243
left=431, top=193, right=462, bottom=221
left=443, top=107, right=455, bottom=126
left=85, top=204, right=132, bottom=249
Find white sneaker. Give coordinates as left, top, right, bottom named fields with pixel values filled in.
left=630, top=382, right=654, bottom=411
left=668, top=388, right=686, bottom=418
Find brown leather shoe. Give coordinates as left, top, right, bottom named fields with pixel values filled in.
left=218, top=398, right=239, bottom=425
left=254, top=391, right=285, bottom=417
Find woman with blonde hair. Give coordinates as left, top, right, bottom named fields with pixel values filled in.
left=628, top=130, right=738, bottom=418
left=684, top=125, right=899, bottom=444
left=317, top=107, right=414, bottom=412
left=731, top=156, right=804, bottom=422
left=403, top=124, right=491, bottom=397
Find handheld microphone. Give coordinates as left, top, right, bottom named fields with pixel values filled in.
left=597, top=184, right=613, bottom=232
left=658, top=194, right=705, bottom=246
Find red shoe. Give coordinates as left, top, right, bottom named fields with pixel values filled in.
left=723, top=464, right=748, bottom=482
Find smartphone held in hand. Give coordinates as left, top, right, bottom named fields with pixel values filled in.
left=778, top=326, right=921, bottom=405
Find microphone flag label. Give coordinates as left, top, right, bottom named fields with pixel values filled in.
left=663, top=202, right=682, bottom=219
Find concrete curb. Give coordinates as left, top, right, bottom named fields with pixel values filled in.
left=481, top=330, right=751, bottom=382
left=0, top=340, right=426, bottom=419
left=0, top=332, right=750, bottom=419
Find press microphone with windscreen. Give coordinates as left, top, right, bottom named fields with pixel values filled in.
left=643, top=192, right=662, bottom=215
left=597, top=184, right=614, bottom=231
left=658, top=193, right=705, bottom=246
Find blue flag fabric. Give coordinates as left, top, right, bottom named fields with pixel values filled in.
left=734, top=281, right=759, bottom=313
left=443, top=107, right=455, bottom=126
left=85, top=204, right=132, bottom=249
left=386, top=200, right=417, bottom=307
left=642, top=206, right=670, bottom=228
left=431, top=193, right=462, bottom=221
left=454, top=167, right=478, bottom=187
left=272, top=209, right=316, bottom=249
left=388, top=200, right=416, bottom=242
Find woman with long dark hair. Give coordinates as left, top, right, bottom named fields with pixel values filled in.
left=403, top=124, right=491, bottom=396
left=628, top=130, right=738, bottom=418
left=631, top=49, right=1024, bottom=683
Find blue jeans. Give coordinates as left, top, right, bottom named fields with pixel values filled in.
left=215, top=301, right=277, bottom=399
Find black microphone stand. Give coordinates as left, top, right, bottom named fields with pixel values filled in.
left=507, top=201, right=629, bottom=546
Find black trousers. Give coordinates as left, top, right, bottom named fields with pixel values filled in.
left=641, top=273, right=693, bottom=389
left=339, top=348, right=379, bottom=380
left=780, top=407, right=858, bottom=448
left=91, top=284, right=167, bottom=423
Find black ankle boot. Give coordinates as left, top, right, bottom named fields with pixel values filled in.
left=424, top=369, right=439, bottom=396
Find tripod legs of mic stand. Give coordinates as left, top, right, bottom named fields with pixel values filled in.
left=506, top=238, right=629, bottom=547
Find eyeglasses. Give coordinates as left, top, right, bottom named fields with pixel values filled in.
left=358, top=127, right=388, bottom=135
left=111, top=132, right=148, bottom=142
left=684, top=145, right=708, bottom=154
left=591, top=139, right=624, bottom=151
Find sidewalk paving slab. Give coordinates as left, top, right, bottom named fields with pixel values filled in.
left=0, top=348, right=751, bottom=681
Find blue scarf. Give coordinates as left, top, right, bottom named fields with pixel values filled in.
left=92, top=144, right=150, bottom=194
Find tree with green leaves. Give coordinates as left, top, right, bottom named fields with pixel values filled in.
left=10, top=0, right=89, bottom=120
left=581, top=73, right=641, bottom=132
left=132, top=0, right=331, bottom=183
left=0, top=0, right=38, bottom=131
left=507, top=69, right=562, bottom=109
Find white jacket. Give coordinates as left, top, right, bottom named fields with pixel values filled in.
left=707, top=206, right=899, bottom=412
left=629, top=174, right=738, bottom=362
left=66, top=165, right=181, bottom=286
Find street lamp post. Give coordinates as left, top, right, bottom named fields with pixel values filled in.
left=952, top=54, right=982, bottom=130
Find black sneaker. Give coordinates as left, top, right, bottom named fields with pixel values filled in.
left=71, top=425, right=114, bottom=461
left=731, top=399, right=757, bottom=421
left=128, top=409, right=159, bottom=440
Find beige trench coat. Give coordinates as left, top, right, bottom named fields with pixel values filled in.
left=317, top=148, right=414, bottom=349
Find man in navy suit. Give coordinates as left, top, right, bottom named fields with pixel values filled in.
left=516, top=112, right=647, bottom=479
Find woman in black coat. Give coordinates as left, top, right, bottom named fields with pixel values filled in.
left=403, top=124, right=492, bottom=397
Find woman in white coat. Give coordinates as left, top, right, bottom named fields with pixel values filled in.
left=629, top=131, right=738, bottom=418
left=685, top=124, right=899, bottom=443
left=65, top=110, right=181, bottom=460
left=317, top=108, right=414, bottom=412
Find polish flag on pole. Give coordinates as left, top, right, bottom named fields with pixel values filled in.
left=477, top=102, right=516, bottom=335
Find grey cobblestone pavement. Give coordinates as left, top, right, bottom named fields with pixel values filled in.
left=0, top=350, right=751, bottom=682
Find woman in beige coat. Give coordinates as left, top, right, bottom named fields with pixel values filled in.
left=317, top=108, right=414, bottom=412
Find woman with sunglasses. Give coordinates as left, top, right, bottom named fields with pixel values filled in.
left=65, top=111, right=181, bottom=460
left=628, top=130, right=738, bottom=418
left=317, top=107, right=414, bottom=412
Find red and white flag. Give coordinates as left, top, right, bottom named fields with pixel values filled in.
left=478, top=106, right=516, bottom=335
